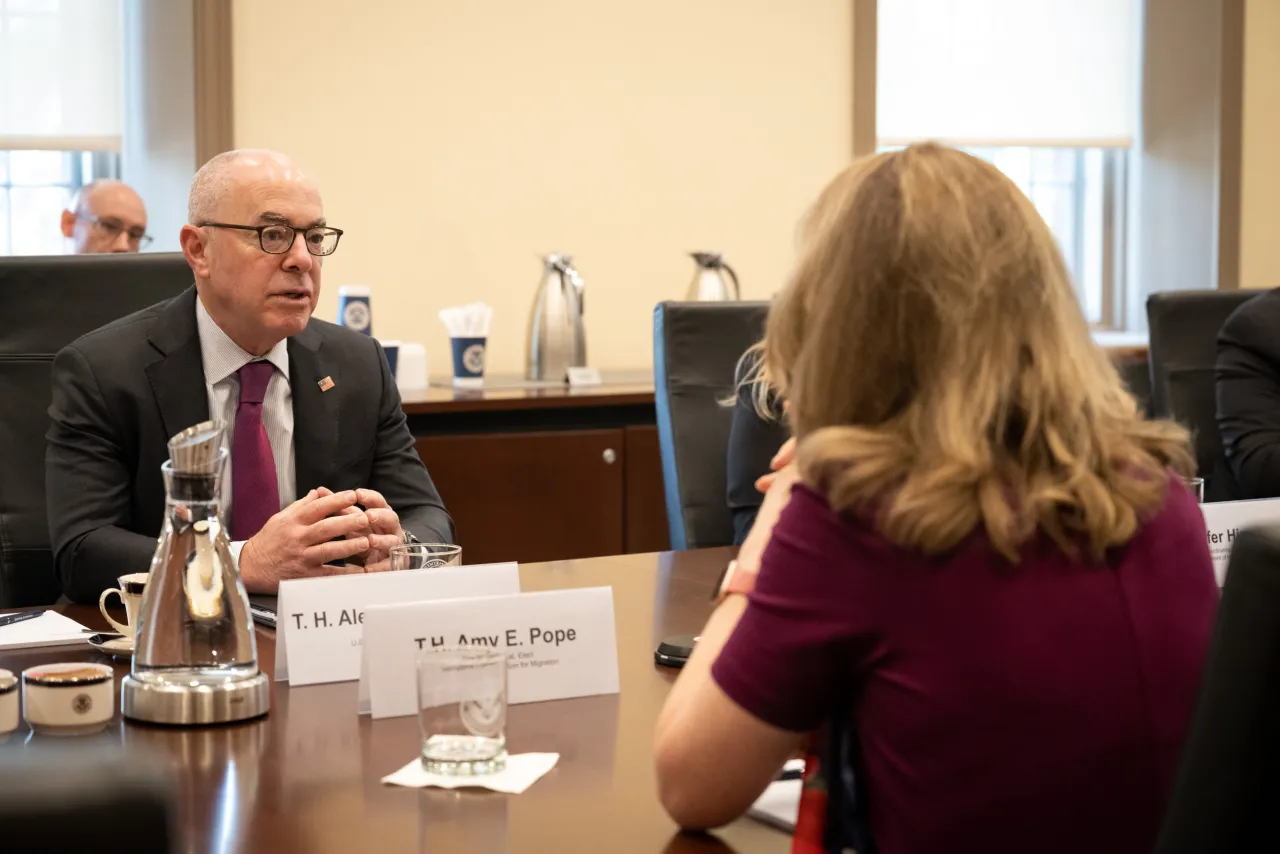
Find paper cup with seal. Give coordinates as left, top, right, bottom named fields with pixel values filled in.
left=22, top=662, right=115, bottom=735
left=450, top=337, right=487, bottom=388
left=0, top=668, right=18, bottom=737
left=439, top=302, right=493, bottom=389
left=337, top=285, right=373, bottom=336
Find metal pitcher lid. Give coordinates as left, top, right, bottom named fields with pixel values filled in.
left=167, top=420, right=225, bottom=474
left=543, top=253, right=576, bottom=272
left=691, top=252, right=726, bottom=268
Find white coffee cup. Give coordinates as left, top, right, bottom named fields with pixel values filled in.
left=99, top=572, right=148, bottom=638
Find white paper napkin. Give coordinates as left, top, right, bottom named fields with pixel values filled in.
left=438, top=302, right=493, bottom=337
left=381, top=752, right=559, bottom=793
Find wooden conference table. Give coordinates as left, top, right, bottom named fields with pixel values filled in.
left=0, top=548, right=786, bottom=854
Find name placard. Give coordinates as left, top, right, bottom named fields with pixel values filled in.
left=565, top=366, right=603, bottom=387
left=276, top=563, right=520, bottom=686
left=358, top=587, right=620, bottom=719
left=1200, top=498, right=1280, bottom=585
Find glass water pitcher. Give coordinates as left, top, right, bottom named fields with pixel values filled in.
left=123, top=420, right=270, bottom=725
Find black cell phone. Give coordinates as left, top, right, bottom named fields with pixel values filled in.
left=248, top=595, right=278, bottom=629
left=654, top=633, right=698, bottom=668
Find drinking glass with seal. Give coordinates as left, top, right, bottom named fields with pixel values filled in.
left=417, top=647, right=508, bottom=776
left=391, top=542, right=462, bottom=570
left=22, top=662, right=115, bottom=735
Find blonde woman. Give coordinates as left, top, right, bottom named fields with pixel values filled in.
left=655, top=144, right=1217, bottom=854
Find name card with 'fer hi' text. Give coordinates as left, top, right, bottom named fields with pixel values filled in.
left=1199, top=497, right=1280, bottom=585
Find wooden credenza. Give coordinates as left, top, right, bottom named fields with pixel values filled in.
left=401, top=377, right=670, bottom=565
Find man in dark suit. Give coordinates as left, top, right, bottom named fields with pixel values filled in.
left=1217, top=288, right=1280, bottom=500
left=47, top=149, right=453, bottom=603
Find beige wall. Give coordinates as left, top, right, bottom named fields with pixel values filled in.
left=1240, top=0, right=1280, bottom=289
left=232, top=1, right=853, bottom=375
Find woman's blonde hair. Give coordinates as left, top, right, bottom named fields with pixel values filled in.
left=764, top=143, right=1192, bottom=561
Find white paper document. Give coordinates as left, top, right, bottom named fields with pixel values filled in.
left=746, top=760, right=805, bottom=833
left=0, top=611, right=90, bottom=651
left=748, top=780, right=802, bottom=832
left=275, top=562, right=520, bottom=685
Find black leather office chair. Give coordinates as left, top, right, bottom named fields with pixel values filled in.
left=1146, top=290, right=1258, bottom=420
left=1153, top=524, right=1280, bottom=854
left=0, top=253, right=192, bottom=607
left=653, top=301, right=771, bottom=550
left=0, top=745, right=174, bottom=852
left=1113, top=353, right=1152, bottom=417
left=1146, top=290, right=1259, bottom=499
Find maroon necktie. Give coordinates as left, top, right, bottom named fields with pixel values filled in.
left=231, top=361, right=279, bottom=541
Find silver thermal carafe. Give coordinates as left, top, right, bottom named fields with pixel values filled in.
left=526, top=254, right=587, bottom=382
left=686, top=252, right=740, bottom=301
left=122, top=420, right=270, bottom=726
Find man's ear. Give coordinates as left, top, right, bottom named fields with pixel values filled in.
left=179, top=224, right=211, bottom=278
left=60, top=209, right=76, bottom=239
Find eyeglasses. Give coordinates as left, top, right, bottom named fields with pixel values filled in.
left=199, top=222, right=343, bottom=257
left=78, top=213, right=153, bottom=248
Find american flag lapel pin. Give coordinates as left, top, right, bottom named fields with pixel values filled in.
left=317, top=376, right=335, bottom=392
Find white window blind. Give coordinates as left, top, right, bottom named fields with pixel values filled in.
left=877, top=0, right=1137, bottom=148
left=0, top=0, right=122, bottom=152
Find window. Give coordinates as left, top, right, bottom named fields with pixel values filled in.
left=876, top=0, right=1138, bottom=328
left=0, top=150, right=120, bottom=255
left=0, top=0, right=124, bottom=254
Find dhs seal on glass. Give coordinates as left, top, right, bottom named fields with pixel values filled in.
left=337, top=285, right=373, bottom=336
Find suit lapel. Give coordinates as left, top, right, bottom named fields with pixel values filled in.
left=289, top=323, right=339, bottom=496
left=144, top=288, right=210, bottom=441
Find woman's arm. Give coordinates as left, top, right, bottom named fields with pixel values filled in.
left=655, top=467, right=805, bottom=830
left=654, top=598, right=806, bottom=830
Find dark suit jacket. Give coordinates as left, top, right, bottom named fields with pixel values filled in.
left=46, top=287, right=453, bottom=603
left=1216, top=288, right=1280, bottom=500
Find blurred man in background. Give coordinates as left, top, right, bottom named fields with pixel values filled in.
left=59, top=180, right=151, bottom=253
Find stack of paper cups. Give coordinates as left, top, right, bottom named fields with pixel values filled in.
left=396, top=342, right=428, bottom=391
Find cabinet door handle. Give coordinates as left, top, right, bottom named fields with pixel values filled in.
left=602, top=449, right=617, bottom=465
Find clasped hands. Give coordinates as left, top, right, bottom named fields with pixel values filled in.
left=239, top=487, right=404, bottom=593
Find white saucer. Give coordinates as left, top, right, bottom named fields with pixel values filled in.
left=87, top=634, right=135, bottom=657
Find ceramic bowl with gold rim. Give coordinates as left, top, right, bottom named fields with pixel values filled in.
left=22, top=662, right=114, bottom=735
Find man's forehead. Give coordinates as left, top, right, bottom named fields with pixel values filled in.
left=221, top=180, right=323, bottom=225
left=87, top=185, right=145, bottom=219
